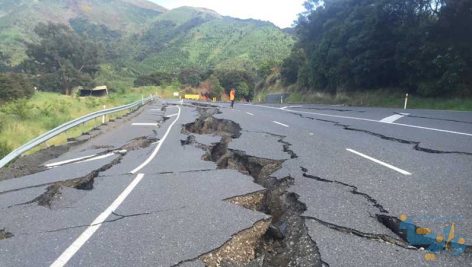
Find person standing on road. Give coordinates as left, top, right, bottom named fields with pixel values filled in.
left=229, top=88, right=236, bottom=109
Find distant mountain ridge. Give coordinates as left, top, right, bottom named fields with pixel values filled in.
left=0, top=0, right=166, bottom=63
left=0, top=0, right=294, bottom=84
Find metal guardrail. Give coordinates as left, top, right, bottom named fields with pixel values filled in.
left=0, top=96, right=154, bottom=169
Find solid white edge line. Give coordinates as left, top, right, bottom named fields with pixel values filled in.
left=130, top=106, right=181, bottom=174
left=131, top=123, right=158, bottom=126
left=50, top=173, right=145, bottom=267
left=166, top=113, right=178, bottom=117
left=272, top=121, right=289, bottom=128
left=246, top=112, right=254, bottom=116
left=242, top=104, right=280, bottom=110
left=379, top=114, right=406, bottom=123
left=79, top=153, right=115, bottom=164
left=281, top=106, right=302, bottom=110
left=45, top=154, right=97, bottom=168
left=286, top=109, right=380, bottom=122
left=389, top=122, right=472, bottom=137
left=346, top=148, right=412, bottom=176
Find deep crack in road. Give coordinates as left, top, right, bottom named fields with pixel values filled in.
left=0, top=101, right=471, bottom=266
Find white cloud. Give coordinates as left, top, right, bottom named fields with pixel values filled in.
left=151, top=0, right=306, bottom=28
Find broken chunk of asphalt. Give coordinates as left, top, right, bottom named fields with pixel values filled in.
left=300, top=167, right=411, bottom=247
left=13, top=156, right=123, bottom=208
left=12, top=136, right=158, bottom=209
left=300, top=167, right=388, bottom=213
left=291, top=113, right=472, bottom=156
left=303, top=216, right=412, bottom=249
left=242, top=130, right=298, bottom=159
left=183, top=108, right=241, bottom=138
left=0, top=228, right=14, bottom=240
left=121, top=136, right=158, bottom=151
left=181, top=107, right=321, bottom=266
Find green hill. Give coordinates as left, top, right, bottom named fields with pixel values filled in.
left=0, top=1, right=294, bottom=88
left=114, top=7, right=294, bottom=79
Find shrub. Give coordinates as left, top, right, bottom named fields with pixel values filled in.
left=0, top=99, right=34, bottom=120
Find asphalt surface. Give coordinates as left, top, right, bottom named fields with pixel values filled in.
left=0, top=100, right=471, bottom=266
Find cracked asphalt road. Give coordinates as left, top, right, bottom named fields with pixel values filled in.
left=0, top=100, right=471, bottom=266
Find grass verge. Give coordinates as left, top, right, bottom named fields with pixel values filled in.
left=0, top=86, right=164, bottom=159
left=285, top=91, right=472, bottom=111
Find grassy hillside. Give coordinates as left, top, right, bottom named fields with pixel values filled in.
left=0, top=0, right=166, bottom=64
left=0, top=2, right=294, bottom=88
left=120, top=7, right=294, bottom=76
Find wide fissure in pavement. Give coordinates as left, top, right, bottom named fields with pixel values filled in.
left=183, top=107, right=242, bottom=138
left=182, top=107, right=321, bottom=266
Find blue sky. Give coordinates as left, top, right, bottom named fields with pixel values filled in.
left=151, top=0, right=306, bottom=28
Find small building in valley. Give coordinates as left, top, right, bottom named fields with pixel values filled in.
left=79, top=85, right=108, bottom=97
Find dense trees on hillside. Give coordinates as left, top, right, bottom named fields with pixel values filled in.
left=0, top=52, right=11, bottom=72
left=0, top=73, right=34, bottom=102
left=134, top=72, right=174, bottom=87
left=178, top=68, right=206, bottom=87
left=23, top=23, right=102, bottom=95
left=0, top=52, right=33, bottom=102
left=70, top=18, right=121, bottom=60
left=282, top=0, right=472, bottom=97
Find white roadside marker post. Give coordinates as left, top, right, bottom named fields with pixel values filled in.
left=102, top=105, right=106, bottom=124
left=404, top=93, right=409, bottom=110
